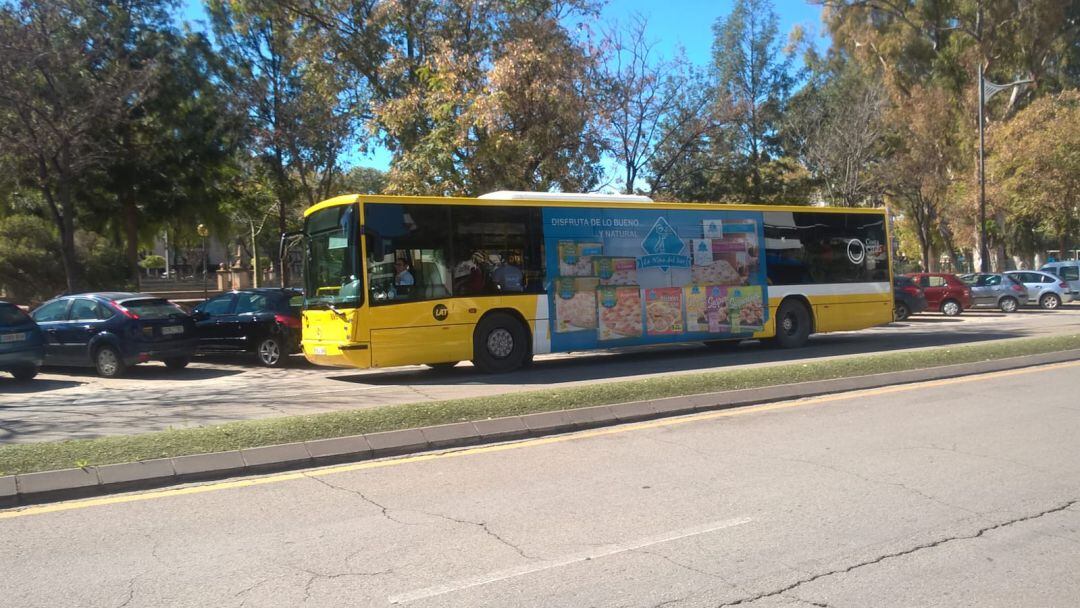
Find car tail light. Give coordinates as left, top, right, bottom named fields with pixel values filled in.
left=275, top=314, right=301, bottom=329
left=1011, top=284, right=1024, bottom=293
left=1060, top=282, right=1069, bottom=289
left=111, top=302, right=139, bottom=319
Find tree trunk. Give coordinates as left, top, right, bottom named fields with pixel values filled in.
left=58, top=181, right=80, bottom=293
left=123, top=191, right=140, bottom=290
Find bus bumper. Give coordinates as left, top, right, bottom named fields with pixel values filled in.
left=302, top=340, right=371, bottom=368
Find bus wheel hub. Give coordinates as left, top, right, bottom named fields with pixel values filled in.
left=487, top=329, right=514, bottom=358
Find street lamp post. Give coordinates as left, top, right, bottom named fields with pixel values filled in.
left=197, top=223, right=210, bottom=299
left=976, top=67, right=1032, bottom=272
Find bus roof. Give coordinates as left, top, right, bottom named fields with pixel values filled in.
left=302, top=193, right=888, bottom=217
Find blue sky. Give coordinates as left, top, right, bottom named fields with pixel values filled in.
left=180, top=1, right=826, bottom=174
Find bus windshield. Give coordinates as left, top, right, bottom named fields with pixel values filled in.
left=304, top=204, right=362, bottom=309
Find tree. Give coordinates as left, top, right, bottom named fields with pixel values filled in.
left=786, top=59, right=888, bottom=206
left=711, top=0, right=798, bottom=200
left=991, top=90, right=1080, bottom=256
left=0, top=0, right=164, bottom=292
left=594, top=15, right=708, bottom=194
left=208, top=0, right=358, bottom=286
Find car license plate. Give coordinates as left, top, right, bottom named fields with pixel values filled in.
left=313, top=346, right=327, bottom=355
left=1, top=332, right=26, bottom=343
left=161, top=325, right=184, bottom=336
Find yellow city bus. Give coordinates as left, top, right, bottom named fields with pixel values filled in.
left=299, top=191, right=893, bottom=372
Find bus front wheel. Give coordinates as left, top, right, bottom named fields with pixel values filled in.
left=772, top=299, right=811, bottom=349
left=472, top=313, right=528, bottom=373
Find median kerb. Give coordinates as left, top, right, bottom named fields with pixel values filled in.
left=16, top=467, right=99, bottom=495
left=241, top=442, right=312, bottom=468
left=96, top=458, right=175, bottom=486
left=520, top=410, right=576, bottom=434
left=608, top=400, right=660, bottom=422
left=365, top=428, right=429, bottom=457
left=564, top=405, right=617, bottom=428
left=472, top=416, right=530, bottom=441
left=0, top=475, right=16, bottom=505
left=172, top=450, right=245, bottom=478
left=304, top=435, right=372, bottom=463
left=421, top=422, right=481, bottom=448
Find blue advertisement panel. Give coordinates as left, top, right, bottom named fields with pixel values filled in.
left=543, top=207, right=769, bottom=352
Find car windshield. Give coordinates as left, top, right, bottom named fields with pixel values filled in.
left=304, top=204, right=362, bottom=310
left=0, top=303, right=31, bottom=326
left=121, top=299, right=187, bottom=320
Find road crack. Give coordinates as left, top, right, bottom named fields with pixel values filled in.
left=714, top=499, right=1078, bottom=607
left=293, top=566, right=391, bottom=603
left=419, top=510, right=537, bottom=559
left=303, top=474, right=415, bottom=525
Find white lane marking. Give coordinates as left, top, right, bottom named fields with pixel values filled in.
left=388, top=516, right=752, bottom=605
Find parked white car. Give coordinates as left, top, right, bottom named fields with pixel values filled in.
left=1004, top=270, right=1075, bottom=309
left=1040, top=261, right=1080, bottom=297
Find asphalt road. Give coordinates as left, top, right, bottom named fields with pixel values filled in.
left=2, top=306, right=1080, bottom=443
left=3, top=361, right=1079, bottom=607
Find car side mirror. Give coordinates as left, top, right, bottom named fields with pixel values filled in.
left=192, top=311, right=209, bottom=321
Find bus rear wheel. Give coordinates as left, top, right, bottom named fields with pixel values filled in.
left=472, top=313, right=528, bottom=373
left=772, top=299, right=811, bottom=349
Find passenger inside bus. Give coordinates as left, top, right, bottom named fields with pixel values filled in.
left=492, top=253, right=524, bottom=292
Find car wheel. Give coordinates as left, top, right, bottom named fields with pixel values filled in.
left=163, top=357, right=190, bottom=370
left=999, top=297, right=1019, bottom=313
left=472, top=313, right=528, bottom=373
left=894, top=301, right=911, bottom=321
left=941, top=300, right=962, bottom=316
left=11, top=364, right=39, bottom=381
left=772, top=299, right=811, bottom=349
left=1040, top=293, right=1061, bottom=310
left=256, top=336, right=285, bottom=367
left=94, top=345, right=126, bottom=378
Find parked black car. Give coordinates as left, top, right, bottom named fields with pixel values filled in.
left=0, top=301, right=45, bottom=381
left=192, top=288, right=302, bottom=367
left=893, top=275, right=929, bottom=321
left=30, top=293, right=197, bottom=377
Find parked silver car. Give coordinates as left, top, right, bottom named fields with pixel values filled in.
left=1005, top=270, right=1075, bottom=309
left=959, top=273, right=1029, bottom=312
left=1040, top=261, right=1080, bottom=298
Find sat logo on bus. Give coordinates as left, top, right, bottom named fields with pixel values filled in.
left=433, top=304, right=449, bottom=321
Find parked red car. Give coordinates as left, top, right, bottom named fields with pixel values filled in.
left=904, top=273, right=973, bottom=316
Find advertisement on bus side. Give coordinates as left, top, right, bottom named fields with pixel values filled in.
left=543, top=207, right=768, bottom=352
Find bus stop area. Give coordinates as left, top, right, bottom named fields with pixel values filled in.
left=4, top=306, right=1079, bottom=445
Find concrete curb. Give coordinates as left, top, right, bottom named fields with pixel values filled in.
left=3, top=348, right=1079, bottom=508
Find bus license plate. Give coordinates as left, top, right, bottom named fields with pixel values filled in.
left=161, top=325, right=184, bottom=336
left=313, top=347, right=327, bottom=355
left=1, top=332, right=26, bottom=343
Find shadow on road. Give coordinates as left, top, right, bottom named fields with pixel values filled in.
left=37, top=365, right=243, bottom=382
left=332, top=324, right=1031, bottom=387
left=0, top=377, right=85, bottom=395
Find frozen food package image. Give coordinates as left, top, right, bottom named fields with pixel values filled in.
left=598, top=286, right=643, bottom=341
left=645, top=287, right=684, bottom=336
left=728, top=285, right=764, bottom=333
left=554, top=277, right=599, bottom=332
left=685, top=285, right=730, bottom=333
left=691, top=258, right=743, bottom=285
left=558, top=241, right=603, bottom=276
left=595, top=257, right=638, bottom=285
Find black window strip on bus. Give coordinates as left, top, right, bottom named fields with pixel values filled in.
left=763, top=211, right=890, bottom=286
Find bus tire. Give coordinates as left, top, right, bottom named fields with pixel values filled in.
left=472, top=313, right=528, bottom=373
left=772, top=299, right=811, bottom=349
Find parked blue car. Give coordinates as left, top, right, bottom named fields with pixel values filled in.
left=0, top=301, right=45, bottom=381
left=30, top=292, right=197, bottom=377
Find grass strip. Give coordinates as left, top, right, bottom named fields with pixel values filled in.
left=2, top=334, right=1079, bottom=476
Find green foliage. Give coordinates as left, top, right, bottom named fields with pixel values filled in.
left=0, top=214, right=65, bottom=303
left=139, top=255, right=167, bottom=270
